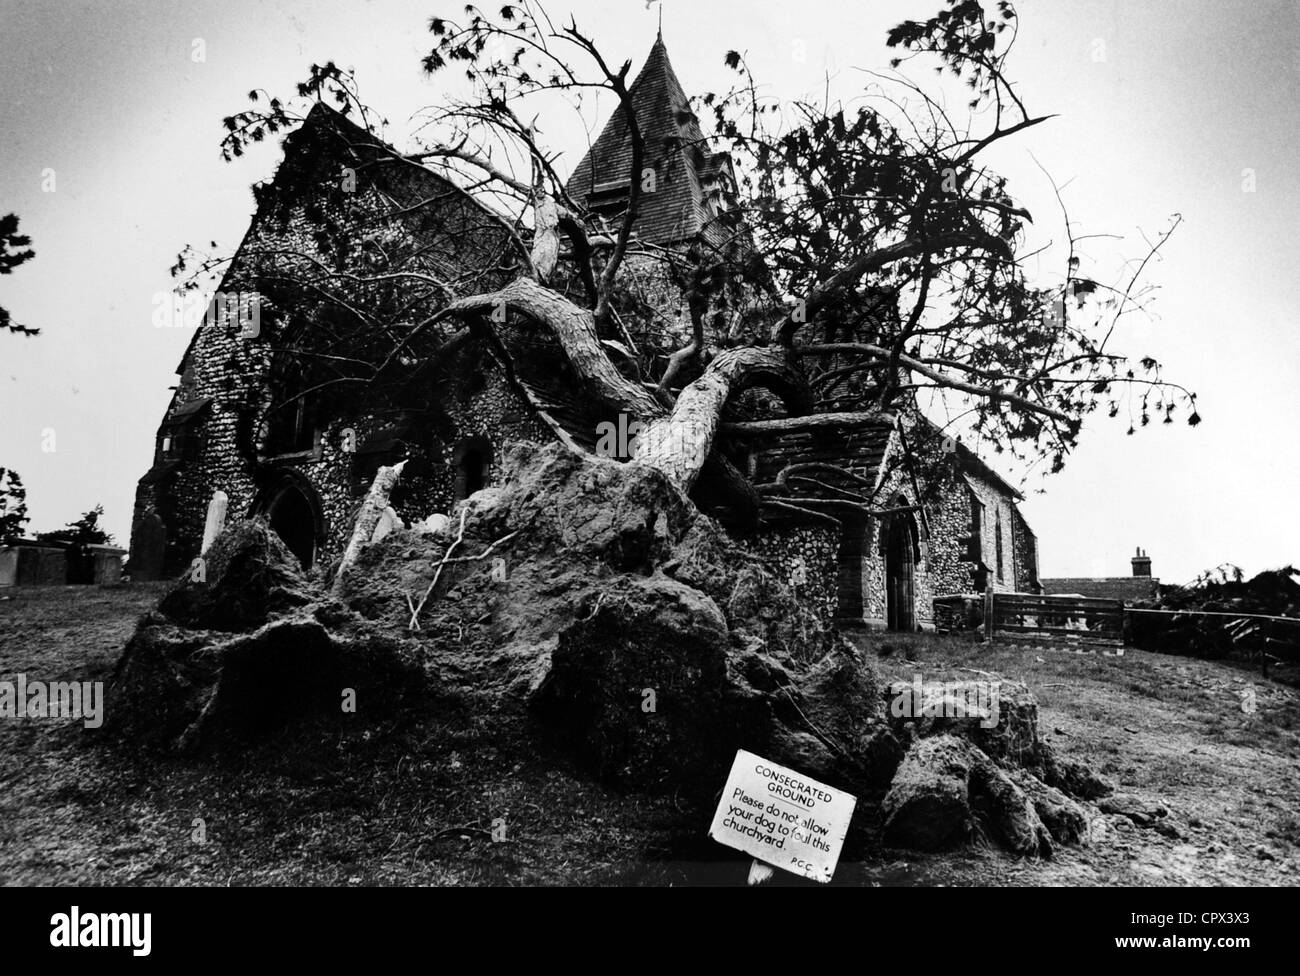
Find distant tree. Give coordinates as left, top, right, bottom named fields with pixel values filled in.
left=0, top=213, right=38, bottom=336
left=37, top=504, right=115, bottom=548
left=0, top=468, right=30, bottom=542
left=1193, top=563, right=1246, bottom=587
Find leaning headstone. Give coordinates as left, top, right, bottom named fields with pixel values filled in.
left=0, top=548, right=18, bottom=587
left=200, top=490, right=229, bottom=554
left=370, top=506, right=403, bottom=543
left=130, top=510, right=167, bottom=581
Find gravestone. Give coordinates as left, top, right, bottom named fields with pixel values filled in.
left=17, top=547, right=66, bottom=585
left=370, top=505, right=403, bottom=543
left=130, top=510, right=166, bottom=581
left=200, top=490, right=229, bottom=554
left=88, top=545, right=127, bottom=585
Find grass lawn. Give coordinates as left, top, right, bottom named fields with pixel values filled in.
left=1, top=584, right=1297, bottom=885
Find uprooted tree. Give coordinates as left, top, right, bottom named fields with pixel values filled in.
left=117, top=1, right=1201, bottom=859
left=181, top=0, right=1196, bottom=519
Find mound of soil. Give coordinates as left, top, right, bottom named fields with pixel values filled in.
left=878, top=678, right=1111, bottom=854
left=109, top=522, right=421, bottom=753
left=155, top=521, right=316, bottom=632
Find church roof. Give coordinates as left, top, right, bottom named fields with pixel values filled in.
left=717, top=415, right=897, bottom=527
left=565, top=36, right=734, bottom=247
left=1041, top=577, right=1162, bottom=604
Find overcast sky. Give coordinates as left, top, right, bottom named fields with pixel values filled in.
left=1, top=0, right=1296, bottom=584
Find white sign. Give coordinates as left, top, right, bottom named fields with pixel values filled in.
left=708, top=749, right=857, bottom=884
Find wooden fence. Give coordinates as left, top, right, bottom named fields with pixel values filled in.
left=935, top=591, right=1300, bottom=668
left=983, top=589, right=1125, bottom=648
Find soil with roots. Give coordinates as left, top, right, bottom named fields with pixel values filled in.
left=109, top=443, right=1115, bottom=859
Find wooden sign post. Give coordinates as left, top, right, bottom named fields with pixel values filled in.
left=708, top=749, right=856, bottom=884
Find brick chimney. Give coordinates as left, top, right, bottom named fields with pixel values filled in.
left=1131, top=547, right=1152, bottom=577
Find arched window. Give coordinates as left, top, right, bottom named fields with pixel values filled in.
left=265, top=364, right=319, bottom=457
left=158, top=397, right=211, bottom=463
left=968, top=489, right=985, bottom=562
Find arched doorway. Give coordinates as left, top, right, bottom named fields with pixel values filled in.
left=883, top=502, right=919, bottom=631
left=253, top=472, right=324, bottom=570
left=451, top=436, right=492, bottom=504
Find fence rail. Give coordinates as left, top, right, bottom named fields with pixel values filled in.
left=988, top=589, right=1125, bottom=647
left=931, top=589, right=1127, bottom=647
left=934, top=591, right=1300, bottom=669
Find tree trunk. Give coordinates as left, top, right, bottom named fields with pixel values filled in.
left=721, top=411, right=896, bottom=437
left=633, top=346, right=808, bottom=492
left=439, top=278, right=812, bottom=495
left=530, top=193, right=560, bottom=283
left=438, top=276, right=661, bottom=418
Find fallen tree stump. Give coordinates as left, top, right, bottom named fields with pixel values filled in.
left=877, top=675, right=1116, bottom=857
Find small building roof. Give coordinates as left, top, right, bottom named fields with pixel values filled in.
left=908, top=414, right=1022, bottom=501
left=716, top=414, right=896, bottom=527
left=1041, top=577, right=1161, bottom=603
left=162, top=396, right=212, bottom=425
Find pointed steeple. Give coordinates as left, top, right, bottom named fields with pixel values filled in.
left=565, top=36, right=735, bottom=246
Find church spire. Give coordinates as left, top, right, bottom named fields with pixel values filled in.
left=564, top=34, right=731, bottom=247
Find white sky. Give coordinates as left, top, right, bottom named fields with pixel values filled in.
left=1, top=0, right=1297, bottom=584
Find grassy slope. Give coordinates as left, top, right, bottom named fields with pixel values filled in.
left=0, top=584, right=1296, bottom=886
left=867, top=634, right=1300, bottom=885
